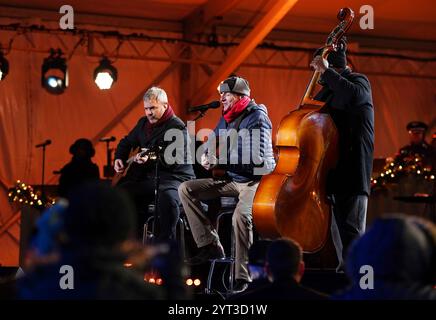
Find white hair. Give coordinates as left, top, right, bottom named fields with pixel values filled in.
left=143, top=86, right=168, bottom=104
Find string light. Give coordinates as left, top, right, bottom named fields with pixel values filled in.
left=7, top=180, right=53, bottom=210
left=371, top=154, right=434, bottom=189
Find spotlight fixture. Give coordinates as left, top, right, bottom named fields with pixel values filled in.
left=0, top=51, right=9, bottom=81
left=94, top=57, right=117, bottom=90
left=41, top=49, right=68, bottom=94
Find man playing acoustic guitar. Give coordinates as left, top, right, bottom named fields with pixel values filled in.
left=114, top=87, right=194, bottom=242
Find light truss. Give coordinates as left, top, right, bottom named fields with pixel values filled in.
left=0, top=23, right=434, bottom=81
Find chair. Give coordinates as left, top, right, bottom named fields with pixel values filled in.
left=205, top=196, right=238, bottom=295
left=143, top=204, right=188, bottom=259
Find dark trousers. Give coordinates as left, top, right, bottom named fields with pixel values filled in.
left=118, top=179, right=181, bottom=242
left=331, top=194, right=368, bottom=267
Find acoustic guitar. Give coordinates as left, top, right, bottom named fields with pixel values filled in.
left=111, top=147, right=159, bottom=186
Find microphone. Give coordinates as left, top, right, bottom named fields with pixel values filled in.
left=99, top=136, right=116, bottom=142
left=35, top=139, right=51, bottom=148
left=188, top=101, right=220, bottom=113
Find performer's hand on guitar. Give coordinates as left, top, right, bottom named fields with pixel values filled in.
left=114, top=159, right=125, bottom=173
left=201, top=153, right=217, bottom=170
left=134, top=148, right=149, bottom=164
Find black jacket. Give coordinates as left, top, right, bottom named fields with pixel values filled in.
left=58, top=158, right=100, bottom=197
left=115, top=116, right=195, bottom=189
left=315, top=68, right=374, bottom=196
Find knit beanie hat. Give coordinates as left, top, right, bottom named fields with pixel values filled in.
left=218, top=76, right=250, bottom=96
left=313, top=38, right=347, bottom=68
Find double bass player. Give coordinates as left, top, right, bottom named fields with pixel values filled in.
left=311, top=38, right=375, bottom=271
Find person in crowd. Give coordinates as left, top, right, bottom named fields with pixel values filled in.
left=333, top=214, right=436, bottom=300
left=18, top=182, right=181, bottom=299
left=235, top=238, right=328, bottom=300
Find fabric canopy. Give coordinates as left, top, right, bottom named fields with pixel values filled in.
left=1, top=28, right=435, bottom=266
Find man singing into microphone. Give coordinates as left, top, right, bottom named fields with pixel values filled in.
left=178, top=76, right=275, bottom=293
left=114, top=87, right=194, bottom=242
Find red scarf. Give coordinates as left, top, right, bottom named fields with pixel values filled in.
left=145, top=104, right=175, bottom=136
left=223, top=96, right=251, bottom=123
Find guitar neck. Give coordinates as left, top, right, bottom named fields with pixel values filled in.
left=125, top=148, right=157, bottom=165
left=125, top=149, right=146, bottom=164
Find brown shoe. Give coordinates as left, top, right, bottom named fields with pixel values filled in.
left=232, top=279, right=249, bottom=293
left=186, top=241, right=225, bottom=265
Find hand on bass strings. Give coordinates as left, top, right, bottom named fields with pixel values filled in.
left=310, top=55, right=329, bottom=74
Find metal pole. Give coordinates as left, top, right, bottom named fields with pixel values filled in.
left=41, top=145, right=46, bottom=199
left=153, top=154, right=160, bottom=243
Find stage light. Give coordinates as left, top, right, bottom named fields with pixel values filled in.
left=0, top=52, right=9, bottom=81
left=94, top=57, right=117, bottom=90
left=41, top=49, right=68, bottom=94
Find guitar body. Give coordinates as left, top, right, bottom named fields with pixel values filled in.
left=111, top=146, right=159, bottom=187
left=111, top=147, right=140, bottom=187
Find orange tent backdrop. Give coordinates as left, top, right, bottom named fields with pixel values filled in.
left=1, top=30, right=435, bottom=266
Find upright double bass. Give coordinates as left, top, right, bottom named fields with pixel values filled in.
left=253, top=8, right=354, bottom=252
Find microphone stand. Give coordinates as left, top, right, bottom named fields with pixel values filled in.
left=40, top=144, right=48, bottom=200
left=103, top=140, right=115, bottom=178
left=152, top=150, right=160, bottom=243
left=193, top=111, right=206, bottom=121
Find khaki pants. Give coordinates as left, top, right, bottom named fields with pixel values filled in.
left=178, top=178, right=259, bottom=282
